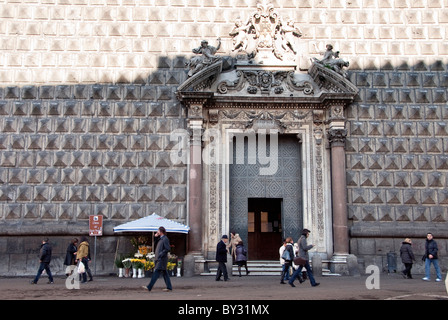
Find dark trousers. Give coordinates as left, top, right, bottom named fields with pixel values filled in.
left=79, top=258, right=92, bottom=283
left=280, top=261, right=292, bottom=282
left=146, top=269, right=172, bottom=291
left=402, top=263, right=413, bottom=278
left=33, top=262, right=53, bottom=283
left=216, top=261, right=228, bottom=280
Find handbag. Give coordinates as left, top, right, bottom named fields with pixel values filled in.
left=77, top=261, right=85, bottom=274
left=293, top=256, right=307, bottom=266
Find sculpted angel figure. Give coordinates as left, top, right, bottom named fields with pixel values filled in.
left=229, top=19, right=252, bottom=52
left=187, top=38, right=222, bottom=77
left=280, top=18, right=302, bottom=54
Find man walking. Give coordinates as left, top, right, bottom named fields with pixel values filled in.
left=144, top=227, right=173, bottom=292
left=216, top=235, right=229, bottom=281
left=31, top=238, right=54, bottom=284
left=289, top=229, right=320, bottom=287
left=422, top=232, right=442, bottom=282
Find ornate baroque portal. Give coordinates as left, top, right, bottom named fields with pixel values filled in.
left=177, top=1, right=358, bottom=271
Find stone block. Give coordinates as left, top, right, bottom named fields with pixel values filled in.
left=69, top=186, right=84, bottom=202
left=154, top=186, right=170, bottom=202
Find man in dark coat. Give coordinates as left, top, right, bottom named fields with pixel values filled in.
left=289, top=229, right=320, bottom=287
left=215, top=235, right=229, bottom=281
left=422, top=233, right=442, bottom=282
left=399, top=238, right=415, bottom=279
left=31, top=238, right=54, bottom=284
left=144, top=227, right=173, bottom=292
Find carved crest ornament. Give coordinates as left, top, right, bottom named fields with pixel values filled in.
left=178, top=0, right=357, bottom=107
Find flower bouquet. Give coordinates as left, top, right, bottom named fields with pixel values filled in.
left=122, top=258, right=132, bottom=278
left=144, top=260, right=155, bottom=271
left=131, top=259, right=145, bottom=278
left=167, top=262, right=176, bottom=271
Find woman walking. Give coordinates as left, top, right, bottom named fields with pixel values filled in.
left=76, top=237, right=92, bottom=283
left=235, top=241, right=250, bottom=277
left=399, top=238, right=415, bottom=279
left=63, top=238, right=78, bottom=276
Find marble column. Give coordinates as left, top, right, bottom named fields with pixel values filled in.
left=328, top=128, right=349, bottom=255
left=187, top=118, right=203, bottom=254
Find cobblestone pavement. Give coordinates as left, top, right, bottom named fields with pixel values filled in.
left=1, top=273, right=447, bottom=301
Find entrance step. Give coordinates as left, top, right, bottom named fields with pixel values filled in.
left=199, top=260, right=339, bottom=276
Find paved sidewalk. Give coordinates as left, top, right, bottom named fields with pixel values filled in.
left=0, top=273, right=447, bottom=301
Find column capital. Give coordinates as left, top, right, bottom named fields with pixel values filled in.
left=328, top=128, right=347, bottom=147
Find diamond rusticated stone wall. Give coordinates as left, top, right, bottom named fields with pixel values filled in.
left=0, top=0, right=447, bottom=275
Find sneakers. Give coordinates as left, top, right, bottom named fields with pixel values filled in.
left=422, top=277, right=443, bottom=282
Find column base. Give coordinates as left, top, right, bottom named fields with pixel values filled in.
left=329, top=254, right=360, bottom=276
left=183, top=252, right=205, bottom=277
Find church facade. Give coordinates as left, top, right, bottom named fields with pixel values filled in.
left=0, top=0, right=446, bottom=276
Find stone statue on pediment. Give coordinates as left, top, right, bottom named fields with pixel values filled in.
left=313, top=44, right=350, bottom=77
left=187, top=38, right=222, bottom=77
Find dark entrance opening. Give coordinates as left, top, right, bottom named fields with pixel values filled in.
left=248, top=198, right=282, bottom=260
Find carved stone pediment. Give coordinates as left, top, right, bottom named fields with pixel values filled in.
left=177, top=61, right=358, bottom=110
left=177, top=60, right=223, bottom=92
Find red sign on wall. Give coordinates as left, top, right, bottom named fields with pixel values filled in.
left=89, top=215, right=103, bottom=236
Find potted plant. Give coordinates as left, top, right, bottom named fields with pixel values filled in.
left=167, top=253, right=178, bottom=276
left=167, top=262, right=176, bottom=276
left=115, top=256, right=124, bottom=277
left=144, top=260, right=155, bottom=278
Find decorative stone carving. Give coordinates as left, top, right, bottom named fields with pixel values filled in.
left=313, top=44, right=350, bottom=77
left=228, top=0, right=302, bottom=64
left=187, top=38, right=222, bottom=77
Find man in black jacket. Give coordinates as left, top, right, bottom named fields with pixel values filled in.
left=422, top=233, right=442, bottom=282
left=31, top=238, right=54, bottom=284
left=215, top=235, right=229, bottom=281
left=144, top=226, right=173, bottom=292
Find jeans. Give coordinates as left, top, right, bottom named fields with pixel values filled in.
left=33, top=262, right=53, bottom=283
left=289, top=261, right=317, bottom=286
left=425, top=258, right=442, bottom=279
left=281, top=264, right=290, bottom=281
left=146, top=269, right=172, bottom=291
left=280, top=261, right=292, bottom=282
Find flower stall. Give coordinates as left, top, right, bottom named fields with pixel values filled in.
left=113, top=213, right=189, bottom=278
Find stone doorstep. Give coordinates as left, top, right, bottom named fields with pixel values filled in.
left=198, top=260, right=340, bottom=276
